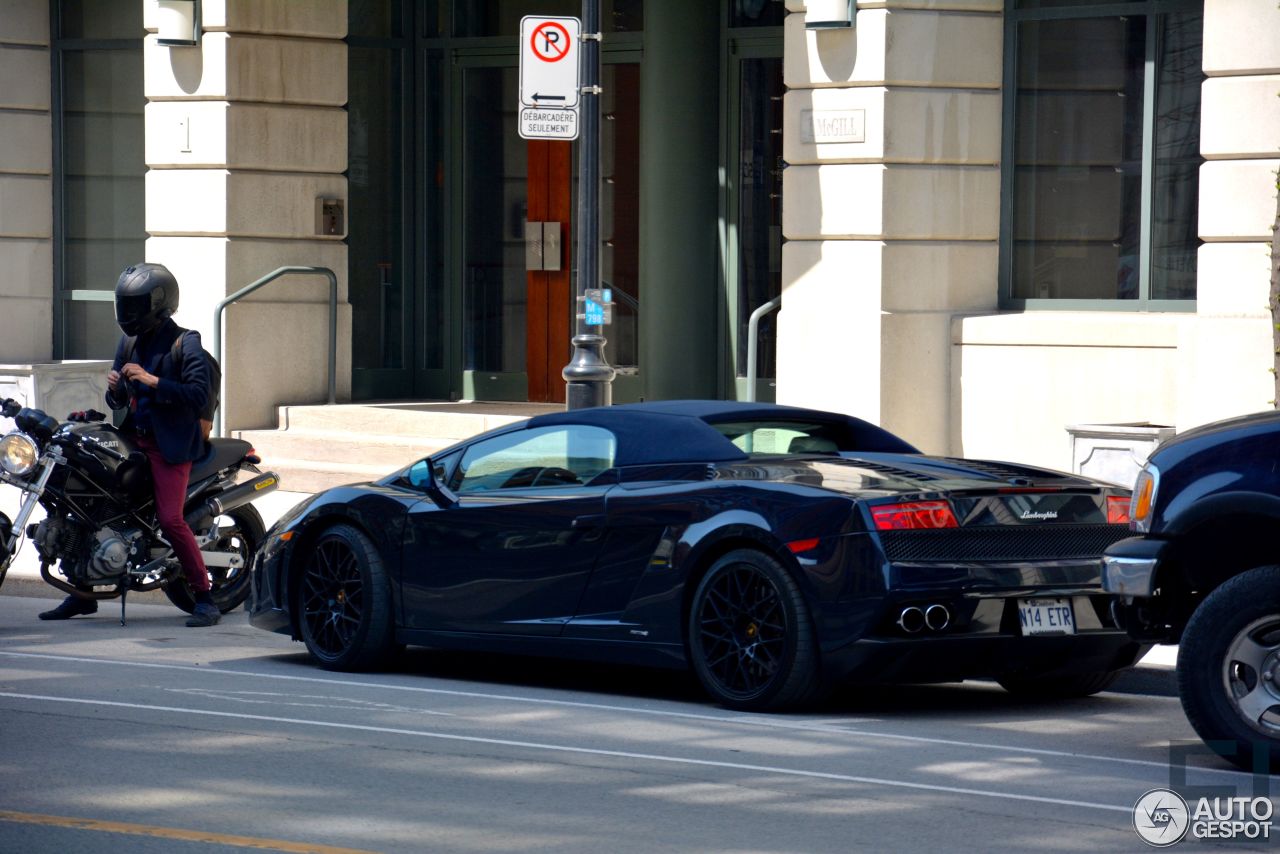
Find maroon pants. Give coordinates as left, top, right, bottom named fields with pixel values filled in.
left=138, top=437, right=210, bottom=592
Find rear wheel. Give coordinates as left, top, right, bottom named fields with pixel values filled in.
left=162, top=505, right=264, bottom=614
left=1178, top=565, right=1280, bottom=772
left=687, top=548, right=823, bottom=711
left=997, top=670, right=1121, bottom=699
left=295, top=524, right=396, bottom=671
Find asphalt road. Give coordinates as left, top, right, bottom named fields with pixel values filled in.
left=0, top=594, right=1271, bottom=853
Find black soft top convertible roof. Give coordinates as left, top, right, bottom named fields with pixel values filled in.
left=525, top=400, right=918, bottom=467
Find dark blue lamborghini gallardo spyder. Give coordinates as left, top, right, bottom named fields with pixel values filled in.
left=248, top=401, right=1145, bottom=710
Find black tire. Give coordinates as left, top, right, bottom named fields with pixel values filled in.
left=162, top=505, right=264, bottom=614
left=295, top=523, right=396, bottom=672
left=997, top=670, right=1121, bottom=699
left=1178, top=565, right=1280, bottom=772
left=687, top=548, right=824, bottom=711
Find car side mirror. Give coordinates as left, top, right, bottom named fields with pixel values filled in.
left=408, top=458, right=458, bottom=508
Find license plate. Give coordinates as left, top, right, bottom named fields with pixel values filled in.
left=1017, top=598, right=1076, bottom=636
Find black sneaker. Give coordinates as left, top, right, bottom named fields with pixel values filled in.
left=38, top=595, right=98, bottom=621
left=185, top=603, right=221, bottom=628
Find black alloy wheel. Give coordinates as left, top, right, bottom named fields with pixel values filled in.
left=688, top=548, right=822, bottom=711
left=296, top=523, right=396, bottom=671
left=162, top=505, right=264, bottom=614
left=1179, top=565, right=1280, bottom=772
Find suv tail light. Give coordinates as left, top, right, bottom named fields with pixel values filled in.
left=1131, top=465, right=1159, bottom=532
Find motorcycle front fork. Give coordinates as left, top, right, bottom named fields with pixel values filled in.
left=0, top=451, right=62, bottom=587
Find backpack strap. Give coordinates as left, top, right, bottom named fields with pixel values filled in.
left=170, top=330, right=188, bottom=370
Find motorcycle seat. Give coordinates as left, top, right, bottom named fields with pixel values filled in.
left=191, top=438, right=253, bottom=483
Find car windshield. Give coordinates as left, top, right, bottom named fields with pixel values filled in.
left=711, top=420, right=843, bottom=458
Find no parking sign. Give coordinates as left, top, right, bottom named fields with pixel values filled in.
left=518, top=16, right=581, bottom=140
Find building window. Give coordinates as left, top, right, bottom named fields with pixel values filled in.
left=52, top=0, right=145, bottom=358
left=1001, top=1, right=1203, bottom=306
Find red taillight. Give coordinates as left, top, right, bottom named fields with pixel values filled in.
left=1106, top=495, right=1130, bottom=525
left=872, top=501, right=959, bottom=531
left=787, top=538, right=821, bottom=554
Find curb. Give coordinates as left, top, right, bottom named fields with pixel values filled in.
left=1, top=572, right=170, bottom=604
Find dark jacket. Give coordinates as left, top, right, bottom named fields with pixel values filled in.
left=106, top=319, right=210, bottom=465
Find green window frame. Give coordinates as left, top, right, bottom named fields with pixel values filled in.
left=50, top=0, right=145, bottom=359
left=999, top=0, right=1204, bottom=311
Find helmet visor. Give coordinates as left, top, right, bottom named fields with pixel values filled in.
left=115, top=293, right=154, bottom=334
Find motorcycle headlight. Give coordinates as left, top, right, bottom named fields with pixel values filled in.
left=0, top=432, right=39, bottom=477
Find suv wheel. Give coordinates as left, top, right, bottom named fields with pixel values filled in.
left=1178, top=565, right=1280, bottom=772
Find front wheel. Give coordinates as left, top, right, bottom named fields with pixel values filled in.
left=162, top=505, right=264, bottom=614
left=687, top=548, right=824, bottom=711
left=295, top=523, right=396, bottom=672
left=1178, top=565, right=1280, bottom=772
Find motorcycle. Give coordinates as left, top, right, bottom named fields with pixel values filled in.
left=0, top=397, right=278, bottom=623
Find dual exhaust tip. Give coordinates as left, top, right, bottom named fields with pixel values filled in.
left=897, top=604, right=951, bottom=634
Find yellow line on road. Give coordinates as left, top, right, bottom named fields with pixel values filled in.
left=0, top=810, right=380, bottom=853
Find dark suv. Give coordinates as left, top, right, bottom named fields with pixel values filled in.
left=1104, top=409, right=1280, bottom=770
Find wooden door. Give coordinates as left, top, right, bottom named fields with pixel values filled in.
left=525, top=140, right=571, bottom=403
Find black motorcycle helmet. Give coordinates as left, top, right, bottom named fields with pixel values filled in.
left=114, top=262, right=179, bottom=337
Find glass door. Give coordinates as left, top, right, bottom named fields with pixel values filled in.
left=456, top=61, right=529, bottom=400
left=723, top=39, right=784, bottom=401
left=348, top=3, right=452, bottom=400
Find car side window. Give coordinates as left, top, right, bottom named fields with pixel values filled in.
left=452, top=426, right=616, bottom=494
left=710, top=420, right=844, bottom=457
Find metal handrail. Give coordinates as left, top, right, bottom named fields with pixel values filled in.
left=212, top=266, right=337, bottom=437
left=745, top=295, right=781, bottom=403
left=601, top=281, right=639, bottom=311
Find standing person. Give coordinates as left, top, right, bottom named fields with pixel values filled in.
left=37, top=263, right=220, bottom=627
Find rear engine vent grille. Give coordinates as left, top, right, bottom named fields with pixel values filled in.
left=848, top=460, right=941, bottom=481
left=880, top=524, right=1130, bottom=563
left=935, top=458, right=1057, bottom=481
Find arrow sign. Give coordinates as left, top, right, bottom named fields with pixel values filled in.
left=519, top=16, right=581, bottom=110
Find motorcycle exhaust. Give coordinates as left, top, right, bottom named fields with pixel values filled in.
left=924, top=604, right=951, bottom=632
left=186, top=471, right=280, bottom=530
left=897, top=606, right=925, bottom=634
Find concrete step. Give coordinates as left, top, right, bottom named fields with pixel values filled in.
left=237, top=427, right=453, bottom=471
left=256, top=457, right=392, bottom=493
left=234, top=401, right=554, bottom=494
left=276, top=402, right=550, bottom=438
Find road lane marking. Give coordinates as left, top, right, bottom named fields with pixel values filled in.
left=166, top=687, right=455, bottom=717
left=0, top=650, right=1242, bottom=780
left=0, top=690, right=1131, bottom=815
left=0, top=809, right=377, bottom=853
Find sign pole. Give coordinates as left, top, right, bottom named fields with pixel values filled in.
left=562, top=0, right=614, bottom=410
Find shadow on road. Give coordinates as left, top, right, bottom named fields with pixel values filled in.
left=257, top=643, right=1177, bottom=718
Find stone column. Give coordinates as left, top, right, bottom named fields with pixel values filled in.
left=778, top=0, right=1002, bottom=452
left=0, top=0, right=52, bottom=362
left=143, top=0, right=350, bottom=431
left=638, top=0, right=720, bottom=400
left=1182, top=0, right=1280, bottom=425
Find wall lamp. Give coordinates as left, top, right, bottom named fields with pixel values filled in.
left=805, top=0, right=855, bottom=29
left=156, top=0, right=201, bottom=46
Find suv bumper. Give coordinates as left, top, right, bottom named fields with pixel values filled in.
left=1102, top=536, right=1169, bottom=597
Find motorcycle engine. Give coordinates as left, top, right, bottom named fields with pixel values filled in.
left=34, top=516, right=145, bottom=584
left=88, top=527, right=141, bottom=581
